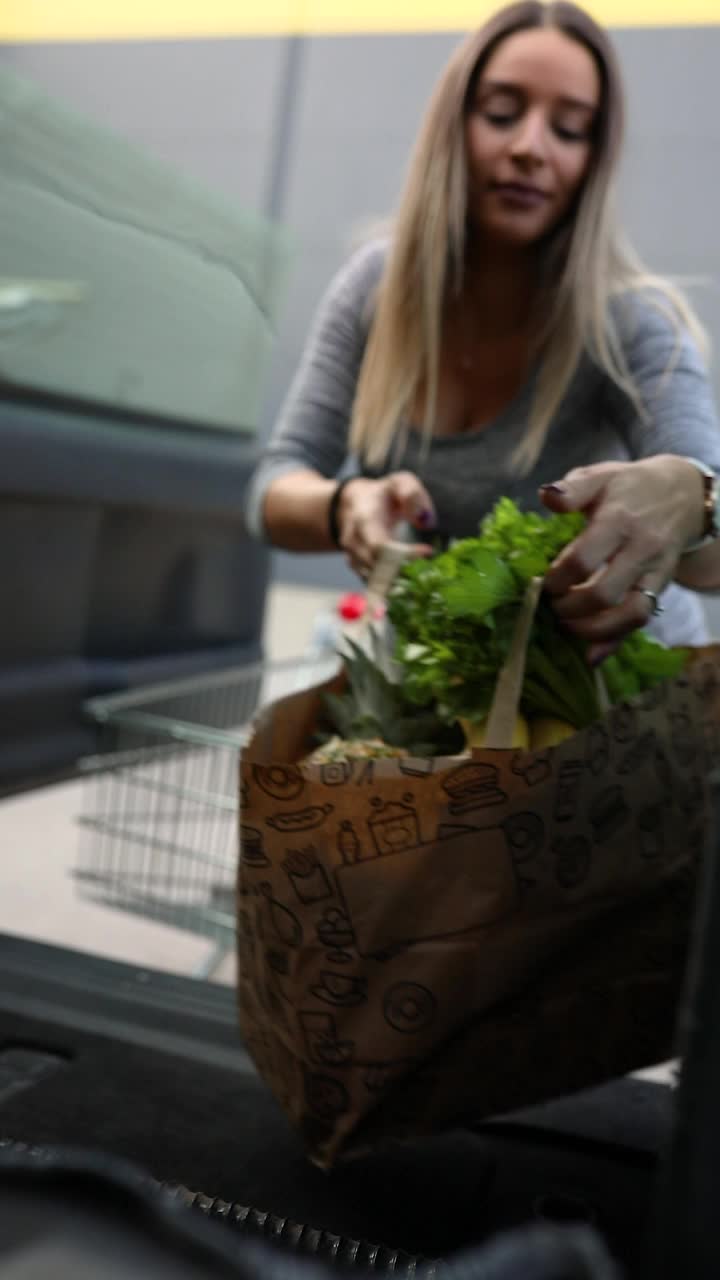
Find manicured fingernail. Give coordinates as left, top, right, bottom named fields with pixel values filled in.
left=416, top=508, right=436, bottom=529
left=539, top=483, right=567, bottom=495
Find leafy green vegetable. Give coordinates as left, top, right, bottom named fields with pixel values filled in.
left=387, top=497, right=688, bottom=733
left=602, top=630, right=689, bottom=702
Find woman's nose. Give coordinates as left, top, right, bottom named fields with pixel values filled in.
left=509, top=109, right=549, bottom=165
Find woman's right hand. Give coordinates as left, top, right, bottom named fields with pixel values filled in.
left=335, top=472, right=437, bottom=578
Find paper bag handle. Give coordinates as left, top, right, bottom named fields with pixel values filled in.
left=482, top=576, right=543, bottom=749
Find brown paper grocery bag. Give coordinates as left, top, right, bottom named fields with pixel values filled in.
left=236, top=635, right=720, bottom=1168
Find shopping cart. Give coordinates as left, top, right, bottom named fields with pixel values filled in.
left=75, top=653, right=339, bottom=979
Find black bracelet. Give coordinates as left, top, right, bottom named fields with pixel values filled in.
left=327, top=476, right=359, bottom=547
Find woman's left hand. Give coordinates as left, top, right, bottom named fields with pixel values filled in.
left=540, top=455, right=706, bottom=664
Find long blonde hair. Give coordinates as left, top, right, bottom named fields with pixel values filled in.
left=349, top=0, right=706, bottom=473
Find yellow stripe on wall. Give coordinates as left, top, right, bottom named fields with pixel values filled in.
left=2, top=0, right=719, bottom=42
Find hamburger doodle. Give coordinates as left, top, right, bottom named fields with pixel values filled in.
left=300, top=1012, right=355, bottom=1068
left=240, top=824, right=270, bottom=868
left=282, top=848, right=332, bottom=904
left=511, top=751, right=552, bottom=788
left=442, top=762, right=507, bottom=815
left=670, top=711, right=697, bottom=768
left=618, top=730, right=657, bottom=776
left=588, top=784, right=631, bottom=844
left=258, top=884, right=303, bottom=947
left=310, top=970, right=368, bottom=1007
left=252, top=765, right=305, bottom=802
left=638, top=805, right=664, bottom=860
left=585, top=723, right=610, bottom=776
left=304, top=1071, right=350, bottom=1121
left=383, top=982, right=437, bottom=1034
left=553, top=835, right=592, bottom=888
left=266, top=804, right=333, bottom=833
left=320, top=761, right=352, bottom=787
left=554, top=760, right=585, bottom=822
left=367, top=799, right=420, bottom=857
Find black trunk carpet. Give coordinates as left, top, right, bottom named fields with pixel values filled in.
left=0, top=1005, right=672, bottom=1269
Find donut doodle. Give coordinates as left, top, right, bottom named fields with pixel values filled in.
left=383, top=981, right=437, bottom=1034
left=552, top=835, right=592, bottom=888
left=618, top=730, right=658, bottom=776
left=304, top=1071, right=350, bottom=1121
left=511, top=751, right=552, bottom=787
left=588, top=784, right=631, bottom=844
left=252, top=765, right=305, bottom=801
left=300, top=1012, right=355, bottom=1068
left=266, top=804, right=334, bottom=833
left=670, top=711, right=698, bottom=768
left=585, top=723, right=610, bottom=776
left=282, top=848, right=332, bottom=904
left=554, top=760, right=585, bottom=822
left=610, top=704, right=637, bottom=744
left=638, top=804, right=664, bottom=860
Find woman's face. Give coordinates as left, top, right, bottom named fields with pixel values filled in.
left=465, top=27, right=601, bottom=249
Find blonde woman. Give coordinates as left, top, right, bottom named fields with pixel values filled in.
left=246, top=0, right=720, bottom=663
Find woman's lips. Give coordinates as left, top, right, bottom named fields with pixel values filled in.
left=491, top=182, right=550, bottom=208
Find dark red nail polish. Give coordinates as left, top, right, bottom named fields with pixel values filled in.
left=416, top=508, right=436, bottom=529
left=539, top=483, right=567, bottom=495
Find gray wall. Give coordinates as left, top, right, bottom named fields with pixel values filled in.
left=2, top=29, right=719, bottom=592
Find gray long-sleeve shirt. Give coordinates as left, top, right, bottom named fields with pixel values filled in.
left=246, top=239, right=720, bottom=645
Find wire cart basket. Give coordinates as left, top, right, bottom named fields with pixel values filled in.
left=75, top=654, right=339, bottom=979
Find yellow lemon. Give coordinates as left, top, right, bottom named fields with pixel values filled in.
left=460, top=715, right=529, bottom=750
left=528, top=717, right=577, bottom=751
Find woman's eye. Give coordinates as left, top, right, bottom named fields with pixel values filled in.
left=483, top=110, right=517, bottom=127
left=554, top=122, right=592, bottom=143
